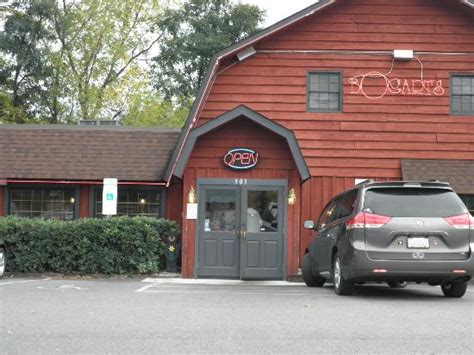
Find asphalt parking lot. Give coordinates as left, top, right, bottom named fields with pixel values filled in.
left=1, top=277, right=473, bottom=354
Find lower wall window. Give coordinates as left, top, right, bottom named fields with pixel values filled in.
left=459, top=195, right=474, bottom=216
left=9, top=187, right=76, bottom=220
left=94, top=188, right=162, bottom=217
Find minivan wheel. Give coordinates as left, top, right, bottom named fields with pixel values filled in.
left=441, top=280, right=468, bottom=298
left=0, top=248, right=5, bottom=278
left=333, top=255, right=354, bottom=296
left=302, top=254, right=326, bottom=287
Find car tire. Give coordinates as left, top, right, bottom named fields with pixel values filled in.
left=388, top=281, right=407, bottom=289
left=333, top=254, right=354, bottom=296
left=302, top=253, right=326, bottom=287
left=441, top=280, right=468, bottom=298
left=0, top=248, right=5, bottom=278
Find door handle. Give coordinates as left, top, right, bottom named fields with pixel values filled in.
left=236, top=228, right=241, bottom=239
left=242, top=230, right=247, bottom=239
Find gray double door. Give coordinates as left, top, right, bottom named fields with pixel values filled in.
left=197, top=181, right=285, bottom=280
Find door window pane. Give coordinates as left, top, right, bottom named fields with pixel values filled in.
left=205, top=190, right=237, bottom=232
left=247, top=190, right=279, bottom=233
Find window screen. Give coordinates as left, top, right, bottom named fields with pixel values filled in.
left=308, top=72, right=342, bottom=112
left=451, top=75, right=474, bottom=115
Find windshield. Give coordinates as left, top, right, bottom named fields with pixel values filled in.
left=364, top=188, right=467, bottom=218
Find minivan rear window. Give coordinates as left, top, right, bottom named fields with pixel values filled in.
left=364, top=188, right=467, bottom=218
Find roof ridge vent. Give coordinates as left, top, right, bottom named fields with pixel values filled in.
left=78, top=120, right=122, bottom=126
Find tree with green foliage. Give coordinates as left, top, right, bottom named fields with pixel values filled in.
left=152, top=0, right=265, bottom=102
left=120, top=70, right=190, bottom=127
left=1, top=0, right=265, bottom=127
left=0, top=0, right=58, bottom=123
left=1, top=0, right=167, bottom=124
left=51, top=0, right=165, bottom=121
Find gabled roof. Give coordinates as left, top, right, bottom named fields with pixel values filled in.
left=165, top=0, right=474, bottom=185
left=0, top=125, right=180, bottom=182
left=171, top=106, right=310, bottom=181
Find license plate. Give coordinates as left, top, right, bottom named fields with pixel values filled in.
left=407, top=237, right=430, bottom=249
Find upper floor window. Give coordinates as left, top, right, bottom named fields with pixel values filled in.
left=451, top=75, right=474, bottom=115
left=307, top=72, right=342, bottom=112
left=9, top=187, right=76, bottom=220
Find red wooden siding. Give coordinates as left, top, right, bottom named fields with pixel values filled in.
left=181, top=119, right=301, bottom=277
left=166, top=179, right=183, bottom=226
left=79, top=186, right=90, bottom=219
left=194, top=0, right=474, bottom=265
left=0, top=186, right=4, bottom=216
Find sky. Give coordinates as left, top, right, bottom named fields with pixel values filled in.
left=241, top=0, right=318, bottom=27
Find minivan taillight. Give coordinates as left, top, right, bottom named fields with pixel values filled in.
left=444, top=214, right=471, bottom=230
left=346, top=212, right=392, bottom=229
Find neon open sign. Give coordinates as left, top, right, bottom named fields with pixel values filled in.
left=223, top=148, right=259, bottom=170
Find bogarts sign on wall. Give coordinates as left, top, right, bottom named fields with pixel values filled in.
left=223, top=148, right=259, bottom=170
left=348, top=57, right=445, bottom=100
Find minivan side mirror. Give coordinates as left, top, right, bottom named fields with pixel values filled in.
left=304, top=220, right=315, bottom=230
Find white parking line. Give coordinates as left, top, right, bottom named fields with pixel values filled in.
left=139, top=290, right=326, bottom=296
left=0, top=278, right=52, bottom=286
left=141, top=277, right=304, bottom=287
left=135, top=284, right=154, bottom=293
left=135, top=284, right=327, bottom=296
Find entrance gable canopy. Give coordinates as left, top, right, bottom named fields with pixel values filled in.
left=172, top=105, right=310, bottom=181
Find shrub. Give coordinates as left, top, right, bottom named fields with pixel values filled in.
left=0, top=216, right=179, bottom=274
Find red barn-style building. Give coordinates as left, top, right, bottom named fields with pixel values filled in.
left=1, top=0, right=474, bottom=279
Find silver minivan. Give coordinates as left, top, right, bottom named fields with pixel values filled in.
left=303, top=181, right=473, bottom=297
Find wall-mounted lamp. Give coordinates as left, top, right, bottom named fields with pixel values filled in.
left=288, top=188, right=296, bottom=206
left=70, top=197, right=75, bottom=204
left=139, top=198, right=146, bottom=205
left=188, top=186, right=197, bottom=204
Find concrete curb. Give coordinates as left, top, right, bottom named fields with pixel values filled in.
left=2, top=272, right=181, bottom=280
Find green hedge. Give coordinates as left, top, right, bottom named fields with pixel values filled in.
left=0, top=216, right=179, bottom=274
